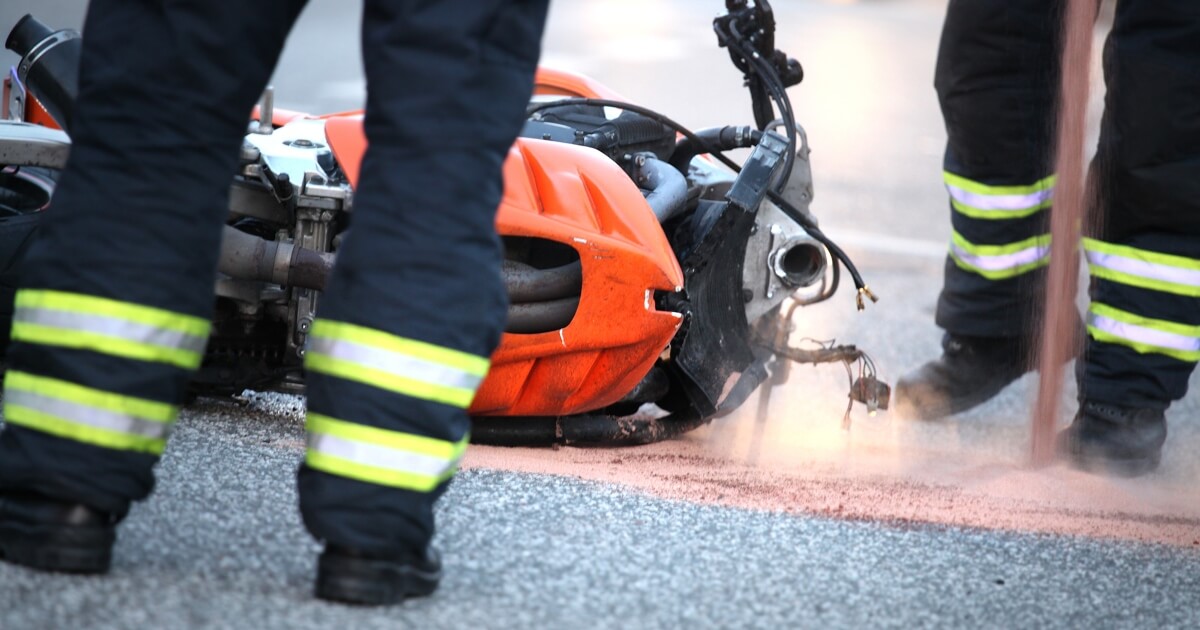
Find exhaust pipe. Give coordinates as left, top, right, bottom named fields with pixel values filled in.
left=5, top=15, right=80, bottom=131
left=218, top=228, right=581, bottom=334
left=771, top=236, right=827, bottom=289
left=218, top=226, right=334, bottom=291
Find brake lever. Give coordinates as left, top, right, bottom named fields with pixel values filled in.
left=717, top=0, right=804, bottom=88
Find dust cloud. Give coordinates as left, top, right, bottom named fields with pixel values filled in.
left=465, top=375, right=1200, bottom=547
left=463, top=0, right=1199, bottom=550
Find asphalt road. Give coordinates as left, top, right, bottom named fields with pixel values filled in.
left=2, top=394, right=1199, bottom=629
left=1, top=0, right=1198, bottom=628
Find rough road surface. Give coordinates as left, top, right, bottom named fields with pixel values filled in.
left=2, top=0, right=1198, bottom=628
left=1, top=397, right=1197, bottom=629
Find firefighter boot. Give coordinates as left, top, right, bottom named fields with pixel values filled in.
left=1057, top=401, right=1166, bottom=477
left=0, top=491, right=116, bottom=574
left=894, top=333, right=1027, bottom=420
left=315, top=544, right=442, bottom=606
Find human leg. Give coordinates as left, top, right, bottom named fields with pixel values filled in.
left=896, top=0, right=1065, bottom=419
left=295, top=0, right=549, bottom=605
left=1060, top=1, right=1200, bottom=475
left=0, top=0, right=308, bottom=572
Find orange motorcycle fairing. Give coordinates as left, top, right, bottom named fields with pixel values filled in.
left=532, top=67, right=626, bottom=101
left=475, top=138, right=684, bottom=416
left=323, top=66, right=618, bottom=189
left=324, top=111, right=686, bottom=417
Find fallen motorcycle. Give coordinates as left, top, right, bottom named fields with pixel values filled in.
left=0, top=1, right=887, bottom=446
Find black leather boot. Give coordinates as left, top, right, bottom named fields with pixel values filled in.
left=1057, top=400, right=1167, bottom=477
left=315, top=543, right=442, bottom=606
left=894, top=333, right=1028, bottom=420
left=0, top=492, right=116, bottom=574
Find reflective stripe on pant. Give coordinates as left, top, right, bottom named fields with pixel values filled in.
left=2, top=290, right=205, bottom=455
left=0, top=290, right=212, bottom=514
left=0, top=0, right=309, bottom=518
left=0, top=0, right=548, bottom=553
left=294, top=0, right=548, bottom=554
left=932, top=0, right=1063, bottom=338
left=1080, top=234, right=1200, bottom=408
left=1078, top=1, right=1200, bottom=408
left=932, top=0, right=1200, bottom=406
left=301, top=321, right=485, bottom=493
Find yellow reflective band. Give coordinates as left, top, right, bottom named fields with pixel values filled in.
left=310, top=321, right=489, bottom=377
left=1088, top=303, right=1200, bottom=362
left=304, top=412, right=468, bottom=491
left=10, top=323, right=204, bottom=370
left=306, top=320, right=490, bottom=408
left=944, top=173, right=1056, bottom=220
left=943, top=173, right=1057, bottom=197
left=306, top=413, right=468, bottom=460
left=1090, top=303, right=1200, bottom=339
left=14, top=290, right=211, bottom=336
left=1083, top=238, right=1200, bottom=297
left=305, top=354, right=477, bottom=408
left=305, top=450, right=456, bottom=492
left=12, top=290, right=210, bottom=369
left=948, top=231, right=1052, bottom=280
left=1087, top=328, right=1200, bottom=362
left=3, top=405, right=167, bottom=454
left=3, top=370, right=176, bottom=455
left=5, top=370, right=177, bottom=422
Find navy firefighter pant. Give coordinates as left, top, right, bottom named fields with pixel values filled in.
left=0, top=0, right=548, bottom=555
left=933, top=0, right=1200, bottom=409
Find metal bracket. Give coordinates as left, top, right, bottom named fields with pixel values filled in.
left=5, top=70, right=26, bottom=122
left=0, top=120, right=70, bottom=169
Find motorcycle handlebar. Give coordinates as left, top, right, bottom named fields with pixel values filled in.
left=6, top=14, right=53, bottom=57
left=5, top=14, right=81, bottom=132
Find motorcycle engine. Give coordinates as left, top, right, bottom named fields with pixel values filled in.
left=196, top=118, right=351, bottom=395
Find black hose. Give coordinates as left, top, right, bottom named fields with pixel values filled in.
left=470, top=410, right=709, bottom=446
left=715, top=18, right=798, bottom=195
left=505, top=296, right=579, bottom=334
left=528, top=98, right=748, bottom=175
left=528, top=98, right=872, bottom=302
left=503, top=260, right=582, bottom=303
left=468, top=416, right=559, bottom=446
left=669, top=126, right=762, bottom=173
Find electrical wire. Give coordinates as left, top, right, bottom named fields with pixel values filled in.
left=714, top=17, right=798, bottom=195
left=527, top=97, right=875, bottom=309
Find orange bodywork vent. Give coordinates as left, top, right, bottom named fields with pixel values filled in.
left=324, top=110, right=685, bottom=416
left=475, top=139, right=684, bottom=416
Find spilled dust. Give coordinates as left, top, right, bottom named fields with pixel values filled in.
left=464, top=0, right=1199, bottom=550
left=464, top=371, right=1200, bottom=548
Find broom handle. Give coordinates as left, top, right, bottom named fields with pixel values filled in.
left=1031, top=0, right=1098, bottom=465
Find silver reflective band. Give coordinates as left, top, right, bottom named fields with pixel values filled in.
left=308, top=336, right=484, bottom=391
left=950, top=241, right=1050, bottom=272
left=14, top=307, right=208, bottom=354
left=945, top=184, right=1053, bottom=212
left=1088, top=311, right=1200, bottom=354
left=1085, top=250, right=1200, bottom=287
left=307, top=432, right=457, bottom=478
left=4, top=389, right=171, bottom=440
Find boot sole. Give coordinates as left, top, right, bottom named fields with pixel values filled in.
left=0, top=519, right=113, bottom=574
left=315, top=552, right=441, bottom=606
